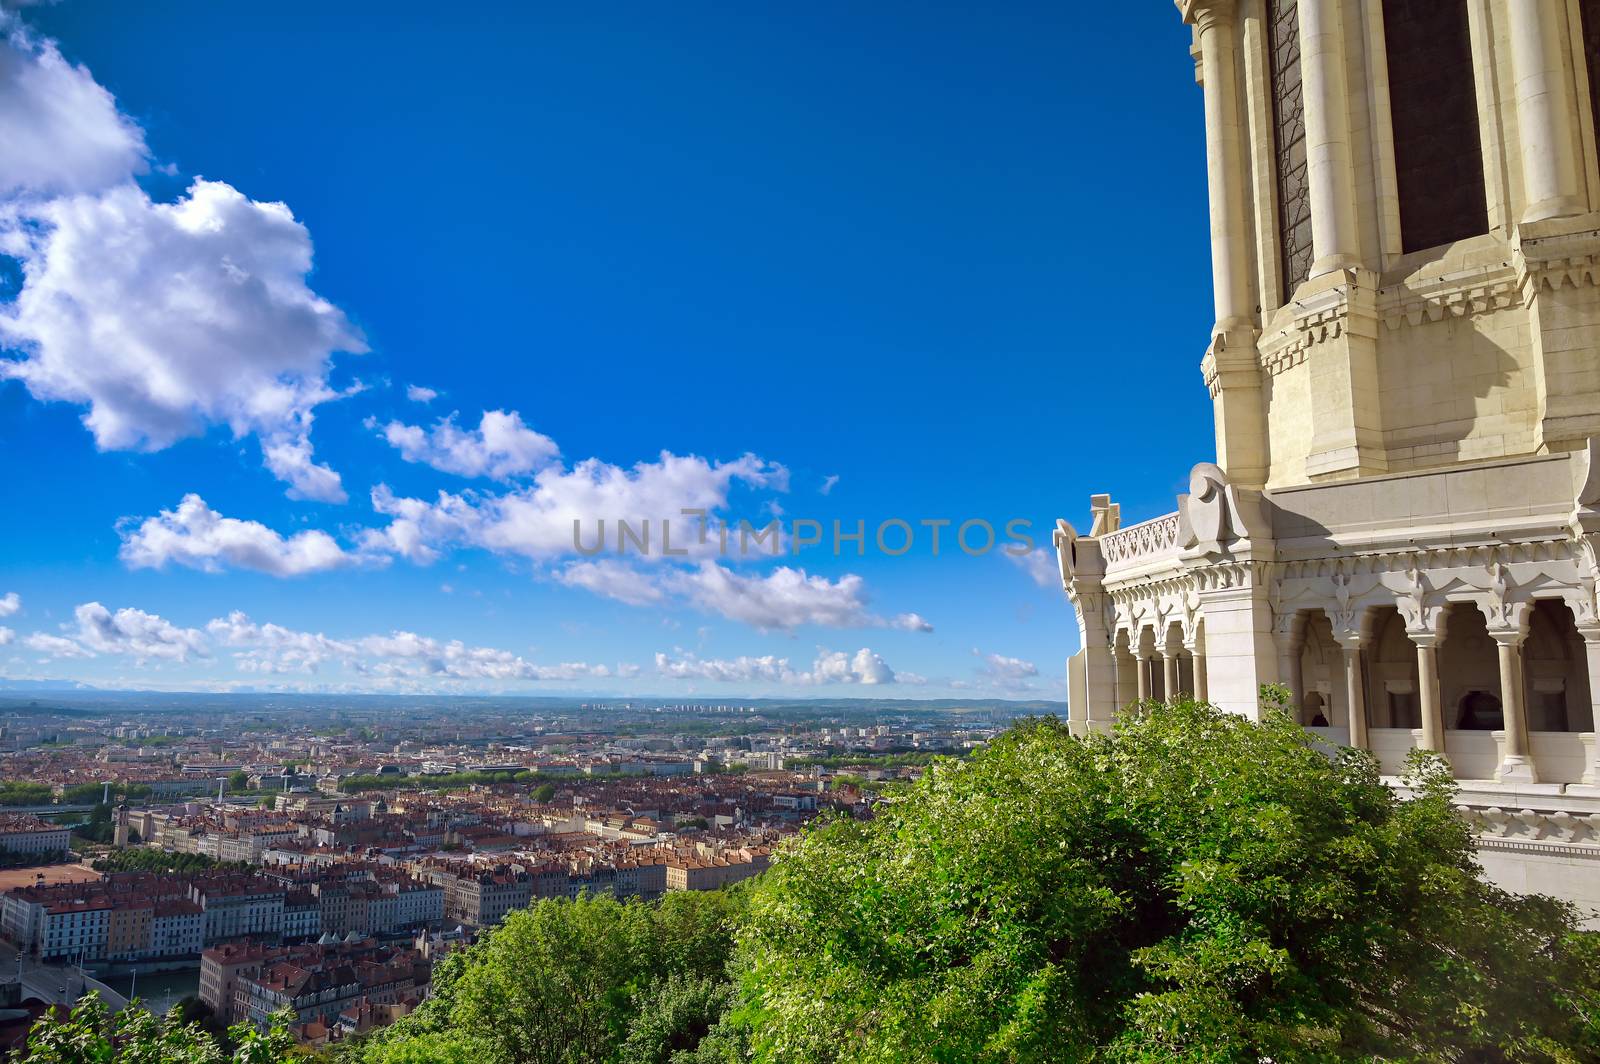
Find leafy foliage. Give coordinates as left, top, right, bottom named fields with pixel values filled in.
left=10, top=996, right=297, bottom=1063
left=347, top=890, right=744, bottom=1064
left=734, top=698, right=1600, bottom=1062
left=91, top=849, right=238, bottom=874
left=0, top=781, right=53, bottom=806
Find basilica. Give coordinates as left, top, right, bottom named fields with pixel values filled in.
left=1057, top=0, right=1600, bottom=910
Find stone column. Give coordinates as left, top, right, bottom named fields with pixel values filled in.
left=1184, top=0, right=1267, bottom=488
left=1336, top=637, right=1369, bottom=750
left=1135, top=651, right=1151, bottom=702
left=1492, top=631, right=1537, bottom=783
left=1507, top=0, right=1585, bottom=223
left=1579, top=626, right=1600, bottom=785
left=1190, top=0, right=1253, bottom=334
left=1298, top=0, right=1360, bottom=274
left=1162, top=650, right=1180, bottom=702
left=1411, top=634, right=1445, bottom=753
left=1294, top=0, right=1385, bottom=481
left=1185, top=628, right=1209, bottom=703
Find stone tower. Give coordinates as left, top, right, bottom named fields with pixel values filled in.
left=112, top=802, right=129, bottom=848
left=1057, top=0, right=1600, bottom=911
left=1180, top=0, right=1600, bottom=491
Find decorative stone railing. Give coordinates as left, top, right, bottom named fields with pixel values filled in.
left=1099, top=511, right=1182, bottom=567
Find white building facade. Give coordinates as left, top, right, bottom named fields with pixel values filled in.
left=1059, top=0, right=1600, bottom=912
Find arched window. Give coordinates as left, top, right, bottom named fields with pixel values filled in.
left=1382, top=0, right=1488, bottom=252
left=1267, top=0, right=1312, bottom=302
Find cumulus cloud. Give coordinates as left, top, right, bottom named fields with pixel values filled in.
left=118, top=494, right=354, bottom=577
left=206, top=611, right=355, bottom=674
left=379, top=409, right=559, bottom=481
left=555, top=560, right=664, bottom=606
left=0, top=627, right=13, bottom=646
left=974, top=648, right=1040, bottom=689
left=404, top=384, right=438, bottom=403
left=0, top=15, right=147, bottom=197
left=0, top=180, right=365, bottom=500
left=24, top=632, right=89, bottom=658
left=24, top=601, right=208, bottom=663
left=353, top=630, right=618, bottom=682
left=206, top=611, right=630, bottom=684
left=666, top=564, right=933, bottom=634
left=811, top=647, right=894, bottom=685
left=0, top=19, right=363, bottom=501
left=70, top=602, right=208, bottom=662
left=654, top=646, right=896, bottom=685
left=361, top=451, right=786, bottom=563
left=0, top=592, right=19, bottom=617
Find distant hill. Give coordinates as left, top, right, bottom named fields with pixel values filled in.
left=0, top=678, right=99, bottom=692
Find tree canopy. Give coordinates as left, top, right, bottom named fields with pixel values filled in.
left=348, top=889, right=745, bottom=1064
left=11, top=996, right=297, bottom=1063
left=734, top=697, right=1600, bottom=1061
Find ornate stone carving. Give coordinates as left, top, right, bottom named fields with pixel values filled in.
left=1100, top=513, right=1182, bottom=566
left=1178, top=462, right=1264, bottom=558
left=1052, top=519, right=1078, bottom=589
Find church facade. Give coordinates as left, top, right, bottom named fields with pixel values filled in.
left=1056, top=0, right=1600, bottom=910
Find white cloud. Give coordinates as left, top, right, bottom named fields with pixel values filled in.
left=71, top=602, right=208, bottom=662
left=667, top=563, right=932, bottom=633
left=25, top=601, right=209, bottom=663
left=0, top=22, right=363, bottom=501
left=352, top=630, right=618, bottom=682
left=1009, top=547, right=1060, bottom=590
left=0, top=15, right=147, bottom=197
left=24, top=632, right=90, bottom=658
left=555, top=560, right=664, bottom=606
left=0, top=592, right=19, bottom=617
left=206, top=611, right=354, bottom=674
left=819, top=474, right=839, bottom=496
left=405, top=384, right=438, bottom=403
left=0, top=627, right=13, bottom=646
left=119, top=494, right=354, bottom=577
left=0, top=180, right=365, bottom=501
left=811, top=647, right=894, bottom=685
left=654, top=646, right=896, bottom=685
left=362, top=451, right=787, bottom=564
left=974, top=648, right=1040, bottom=686
left=380, top=409, right=559, bottom=481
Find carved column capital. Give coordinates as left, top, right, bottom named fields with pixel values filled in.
left=1176, top=0, right=1236, bottom=30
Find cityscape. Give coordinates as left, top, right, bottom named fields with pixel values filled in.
left=0, top=693, right=1030, bottom=1049
left=5, top=0, right=1600, bottom=1059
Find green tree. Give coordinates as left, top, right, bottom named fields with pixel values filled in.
left=734, top=697, right=1600, bottom=1062
left=226, top=770, right=250, bottom=793
left=532, top=783, right=556, bottom=803
left=351, top=891, right=742, bottom=1064
left=12, top=995, right=298, bottom=1063
left=0, top=781, right=52, bottom=806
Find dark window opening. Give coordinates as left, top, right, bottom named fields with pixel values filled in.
left=1267, top=0, right=1312, bottom=302
left=1455, top=690, right=1504, bottom=731
left=1382, top=0, right=1488, bottom=252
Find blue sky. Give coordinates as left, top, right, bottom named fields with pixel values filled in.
left=0, top=1, right=1213, bottom=697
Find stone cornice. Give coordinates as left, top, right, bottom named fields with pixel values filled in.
left=1378, top=268, right=1520, bottom=331
left=1512, top=219, right=1600, bottom=304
